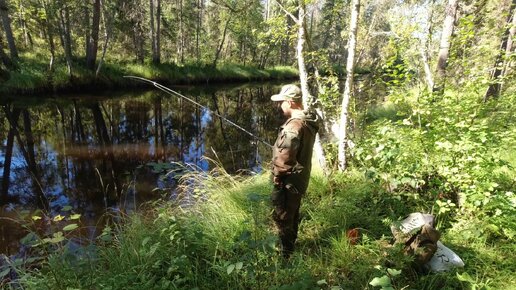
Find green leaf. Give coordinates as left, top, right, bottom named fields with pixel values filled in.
left=0, top=267, right=11, bottom=279
left=369, top=275, right=391, bottom=287
left=227, top=264, right=235, bottom=275
left=456, top=272, right=475, bottom=283
left=62, top=205, right=73, bottom=211
left=317, top=279, right=327, bottom=285
left=63, top=224, right=78, bottom=231
left=387, top=268, right=402, bottom=276
left=49, top=235, right=65, bottom=244
left=70, top=214, right=81, bottom=220
left=235, top=262, right=243, bottom=271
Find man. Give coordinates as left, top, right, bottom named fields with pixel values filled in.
left=270, top=84, right=319, bottom=258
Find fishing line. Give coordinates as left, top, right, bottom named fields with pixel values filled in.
left=124, top=76, right=273, bottom=148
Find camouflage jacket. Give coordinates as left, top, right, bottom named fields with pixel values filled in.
left=272, top=110, right=319, bottom=193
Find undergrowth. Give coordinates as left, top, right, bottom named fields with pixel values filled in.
left=0, top=52, right=298, bottom=94
left=1, top=82, right=515, bottom=290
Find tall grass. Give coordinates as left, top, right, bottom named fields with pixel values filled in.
left=9, top=156, right=514, bottom=289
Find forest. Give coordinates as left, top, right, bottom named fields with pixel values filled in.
left=0, top=0, right=515, bottom=289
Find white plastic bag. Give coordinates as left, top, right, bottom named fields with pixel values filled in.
left=426, top=241, right=465, bottom=272
left=391, top=212, right=435, bottom=235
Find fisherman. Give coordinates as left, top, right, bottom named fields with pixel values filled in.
left=270, top=84, right=319, bottom=258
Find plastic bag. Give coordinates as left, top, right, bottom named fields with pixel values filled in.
left=425, top=241, right=465, bottom=272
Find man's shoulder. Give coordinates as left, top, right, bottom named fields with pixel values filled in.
left=283, top=117, right=304, bottom=131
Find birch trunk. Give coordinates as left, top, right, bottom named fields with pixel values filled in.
left=433, top=0, right=458, bottom=93
left=58, top=4, right=73, bottom=77
left=484, top=0, right=516, bottom=101
left=296, top=1, right=328, bottom=173
left=96, top=0, right=111, bottom=77
left=337, top=0, right=360, bottom=172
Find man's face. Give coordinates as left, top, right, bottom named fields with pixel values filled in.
left=275, top=100, right=291, bottom=118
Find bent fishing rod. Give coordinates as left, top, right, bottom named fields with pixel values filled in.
left=124, top=76, right=273, bottom=148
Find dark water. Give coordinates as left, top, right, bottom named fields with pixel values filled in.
left=0, top=82, right=285, bottom=255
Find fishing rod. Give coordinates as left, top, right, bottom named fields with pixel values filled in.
left=124, top=76, right=273, bottom=148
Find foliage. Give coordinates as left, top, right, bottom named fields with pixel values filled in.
left=2, top=0, right=516, bottom=289
left=0, top=51, right=298, bottom=93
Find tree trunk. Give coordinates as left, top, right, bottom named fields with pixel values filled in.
left=177, top=0, right=184, bottom=63
left=96, top=0, right=111, bottom=77
left=484, top=0, right=516, bottom=101
left=337, top=0, right=360, bottom=172
left=1, top=108, right=20, bottom=204
left=90, top=103, right=111, bottom=145
left=74, top=100, right=86, bottom=143
left=293, top=1, right=327, bottom=173
left=22, top=109, right=49, bottom=211
left=0, top=34, right=13, bottom=67
left=86, top=0, right=101, bottom=70
left=150, top=0, right=161, bottom=64
left=18, top=0, right=29, bottom=48
left=156, top=0, right=161, bottom=63
left=420, top=2, right=435, bottom=91
left=0, top=0, right=18, bottom=59
left=58, top=4, right=73, bottom=77
left=433, top=0, right=458, bottom=93
left=421, top=47, right=434, bottom=91
left=196, top=0, right=202, bottom=62
left=41, top=0, right=55, bottom=72
left=213, top=16, right=231, bottom=67
left=150, top=0, right=156, bottom=64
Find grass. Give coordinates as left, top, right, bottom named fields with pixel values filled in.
left=4, top=159, right=514, bottom=289
left=1, top=59, right=514, bottom=289
left=0, top=52, right=298, bottom=94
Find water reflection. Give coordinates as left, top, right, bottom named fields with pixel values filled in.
left=0, top=83, right=283, bottom=255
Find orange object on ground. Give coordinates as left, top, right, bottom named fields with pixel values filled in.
left=346, top=228, right=360, bottom=245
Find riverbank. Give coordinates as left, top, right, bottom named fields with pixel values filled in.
left=0, top=56, right=298, bottom=95
left=8, top=167, right=515, bottom=290
left=2, top=84, right=515, bottom=289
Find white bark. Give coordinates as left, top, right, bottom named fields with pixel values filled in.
left=337, top=0, right=360, bottom=172
left=420, top=46, right=434, bottom=91
left=434, top=0, right=458, bottom=90
left=295, top=2, right=328, bottom=173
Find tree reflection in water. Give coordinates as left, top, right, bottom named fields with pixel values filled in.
left=0, top=83, right=282, bottom=255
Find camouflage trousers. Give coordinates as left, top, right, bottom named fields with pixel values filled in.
left=271, top=183, right=303, bottom=258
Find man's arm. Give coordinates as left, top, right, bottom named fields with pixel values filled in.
left=272, top=124, right=301, bottom=183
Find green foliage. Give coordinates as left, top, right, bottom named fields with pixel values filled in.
left=0, top=53, right=298, bottom=93
left=380, top=52, right=410, bottom=90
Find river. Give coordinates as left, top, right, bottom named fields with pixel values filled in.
left=0, top=82, right=287, bottom=255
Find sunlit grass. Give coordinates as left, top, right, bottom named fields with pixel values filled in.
left=9, top=158, right=515, bottom=289
left=0, top=57, right=298, bottom=94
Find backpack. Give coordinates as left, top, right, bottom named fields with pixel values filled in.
left=391, top=213, right=440, bottom=271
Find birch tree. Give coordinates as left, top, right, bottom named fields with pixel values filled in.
left=337, top=0, right=359, bottom=172
left=433, top=0, right=459, bottom=93
left=57, top=0, right=73, bottom=77
left=274, top=0, right=328, bottom=172
left=484, top=0, right=516, bottom=101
